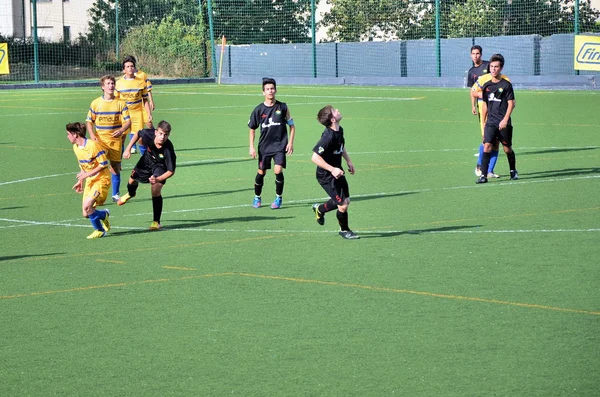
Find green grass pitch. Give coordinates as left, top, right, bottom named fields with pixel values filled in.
left=0, top=84, right=599, bottom=396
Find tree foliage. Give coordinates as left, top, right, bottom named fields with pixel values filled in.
left=84, top=0, right=202, bottom=49
left=210, top=0, right=312, bottom=44
left=322, top=0, right=600, bottom=41
left=120, top=16, right=208, bottom=77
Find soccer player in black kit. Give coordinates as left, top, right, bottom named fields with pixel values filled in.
left=119, top=120, right=176, bottom=230
left=311, top=105, right=359, bottom=240
left=248, top=78, right=295, bottom=209
left=476, top=54, right=518, bottom=184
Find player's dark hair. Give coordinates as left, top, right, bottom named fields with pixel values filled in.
left=317, top=105, right=335, bottom=127
left=157, top=120, right=171, bottom=134
left=66, top=122, right=86, bottom=138
left=122, top=55, right=137, bottom=68
left=471, top=45, right=483, bottom=54
left=262, top=77, right=276, bottom=90
left=489, top=53, right=505, bottom=67
left=100, top=75, right=115, bottom=86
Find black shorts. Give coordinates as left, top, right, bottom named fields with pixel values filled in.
left=318, top=175, right=350, bottom=205
left=131, top=164, right=167, bottom=184
left=483, top=124, right=513, bottom=147
left=258, top=151, right=286, bottom=171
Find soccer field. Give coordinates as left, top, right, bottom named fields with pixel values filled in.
left=1, top=84, right=599, bottom=396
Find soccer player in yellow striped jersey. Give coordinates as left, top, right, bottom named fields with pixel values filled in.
left=471, top=48, right=509, bottom=178
left=135, top=68, right=154, bottom=111
left=66, top=122, right=111, bottom=239
left=116, top=55, right=153, bottom=155
left=86, top=75, right=131, bottom=202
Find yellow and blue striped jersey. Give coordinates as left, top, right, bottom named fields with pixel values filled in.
left=135, top=70, right=153, bottom=92
left=86, top=97, right=130, bottom=141
left=115, top=76, right=148, bottom=112
left=73, top=139, right=111, bottom=185
left=472, top=74, right=510, bottom=101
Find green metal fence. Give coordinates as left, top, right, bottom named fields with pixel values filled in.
left=0, top=0, right=598, bottom=83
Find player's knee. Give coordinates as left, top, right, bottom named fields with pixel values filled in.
left=337, top=203, right=349, bottom=212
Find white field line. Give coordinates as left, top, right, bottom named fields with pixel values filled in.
left=0, top=95, right=422, bottom=118
left=1, top=146, right=598, bottom=186
left=1, top=174, right=599, bottom=233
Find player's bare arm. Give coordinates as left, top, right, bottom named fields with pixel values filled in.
left=150, top=170, right=174, bottom=185
left=86, top=121, right=98, bottom=141
left=123, top=130, right=140, bottom=159
left=499, top=100, right=515, bottom=130
left=311, top=152, right=344, bottom=179
left=77, top=163, right=106, bottom=182
left=342, top=147, right=355, bottom=175
left=286, top=124, right=295, bottom=155
left=111, top=119, right=131, bottom=138
left=249, top=129, right=257, bottom=158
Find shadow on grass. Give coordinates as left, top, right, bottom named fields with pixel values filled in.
left=0, top=253, right=66, bottom=261
left=520, top=167, right=600, bottom=179
left=177, top=158, right=251, bottom=168
left=272, top=191, right=420, bottom=211
left=520, top=147, right=598, bottom=156
left=0, top=206, right=26, bottom=211
left=359, top=225, right=482, bottom=239
left=177, top=145, right=247, bottom=152
left=169, top=188, right=253, bottom=200
left=112, top=215, right=295, bottom=236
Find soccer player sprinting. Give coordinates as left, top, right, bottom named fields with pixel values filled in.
left=66, top=122, right=111, bottom=239
left=119, top=121, right=176, bottom=231
left=86, top=75, right=131, bottom=203
left=248, top=77, right=295, bottom=209
left=476, top=54, right=518, bottom=184
left=468, top=45, right=500, bottom=178
left=115, top=56, right=153, bottom=156
left=311, top=106, right=359, bottom=240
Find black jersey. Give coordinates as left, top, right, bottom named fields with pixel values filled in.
left=312, top=126, right=345, bottom=181
left=248, top=100, right=289, bottom=155
left=467, top=61, right=490, bottom=87
left=139, top=128, right=177, bottom=172
left=481, top=78, right=515, bottom=127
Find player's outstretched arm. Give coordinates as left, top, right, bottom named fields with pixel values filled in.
left=123, top=130, right=140, bottom=159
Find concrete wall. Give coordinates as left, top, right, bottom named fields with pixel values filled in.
left=218, top=33, right=597, bottom=80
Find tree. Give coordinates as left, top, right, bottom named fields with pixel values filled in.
left=210, top=0, right=312, bottom=44
left=447, top=0, right=502, bottom=38
left=85, top=0, right=202, bottom=49
left=321, top=0, right=431, bottom=42
left=446, top=0, right=600, bottom=38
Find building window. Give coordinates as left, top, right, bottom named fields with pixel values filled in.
left=63, top=26, right=71, bottom=43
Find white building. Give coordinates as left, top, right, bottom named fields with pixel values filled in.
left=0, top=0, right=95, bottom=42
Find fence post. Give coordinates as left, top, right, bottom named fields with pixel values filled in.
left=207, top=0, right=217, bottom=77
left=575, top=0, right=580, bottom=75
left=32, top=0, right=39, bottom=82
left=311, top=0, right=317, bottom=78
left=115, top=0, right=119, bottom=60
left=435, top=0, right=441, bottom=77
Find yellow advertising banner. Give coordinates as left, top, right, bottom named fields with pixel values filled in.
left=574, top=35, right=600, bottom=71
left=0, top=43, right=9, bottom=74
